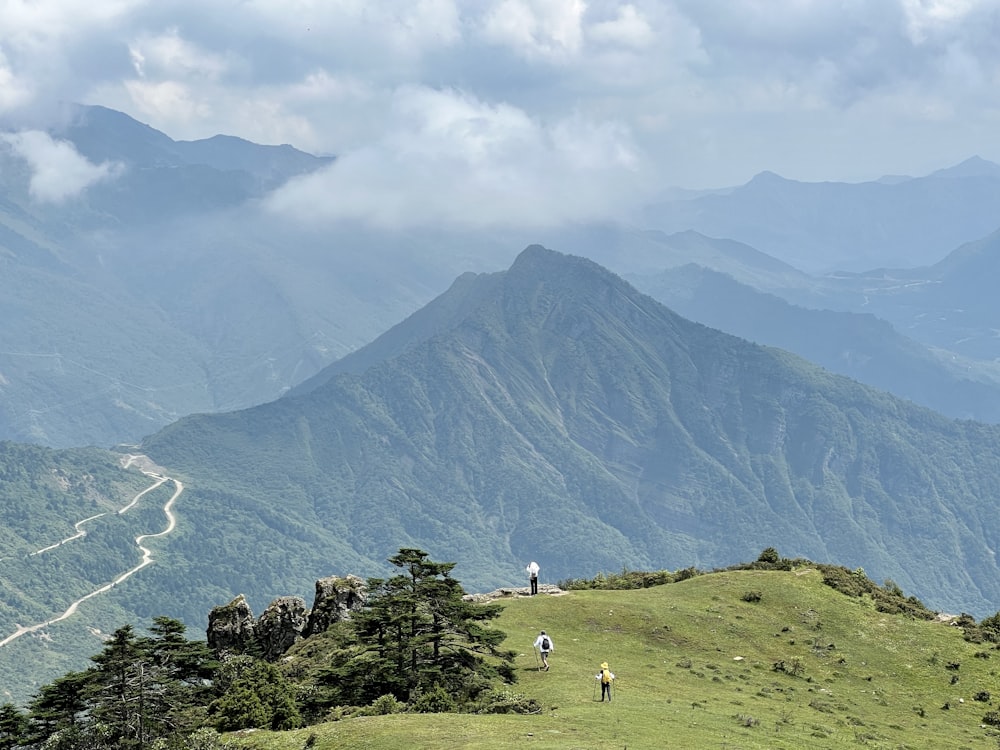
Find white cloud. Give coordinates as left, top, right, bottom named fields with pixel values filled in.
left=128, top=28, right=231, bottom=80
left=587, top=4, right=654, bottom=49
left=2, top=0, right=1000, bottom=190
left=0, top=130, right=120, bottom=202
left=0, top=49, right=32, bottom=111
left=265, top=86, right=645, bottom=228
left=901, top=0, right=981, bottom=43
left=480, top=0, right=586, bottom=62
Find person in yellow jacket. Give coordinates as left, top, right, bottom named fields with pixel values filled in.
left=595, top=662, right=615, bottom=701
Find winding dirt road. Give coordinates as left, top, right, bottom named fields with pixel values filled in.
left=0, top=455, right=183, bottom=648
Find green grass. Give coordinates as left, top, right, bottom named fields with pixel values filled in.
left=225, top=568, right=1000, bottom=749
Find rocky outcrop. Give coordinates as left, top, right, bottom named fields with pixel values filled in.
left=206, top=576, right=368, bottom=661
left=257, top=596, right=309, bottom=660
left=305, top=574, right=367, bottom=637
left=462, top=584, right=565, bottom=603
left=206, top=594, right=257, bottom=656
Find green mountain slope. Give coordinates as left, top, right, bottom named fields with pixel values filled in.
left=228, top=567, right=1000, bottom=749
left=139, top=246, right=1000, bottom=619
left=631, top=263, right=1000, bottom=423
left=0, top=443, right=162, bottom=703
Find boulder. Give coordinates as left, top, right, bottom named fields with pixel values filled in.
left=257, top=595, right=309, bottom=660
left=305, top=574, right=367, bottom=637
left=206, top=594, right=257, bottom=656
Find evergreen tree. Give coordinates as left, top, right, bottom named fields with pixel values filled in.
left=337, top=548, right=514, bottom=705
left=138, top=617, right=219, bottom=737
left=24, top=619, right=221, bottom=749
left=87, top=624, right=150, bottom=748
left=0, top=703, right=28, bottom=750
left=25, top=670, right=92, bottom=745
left=208, top=656, right=301, bottom=732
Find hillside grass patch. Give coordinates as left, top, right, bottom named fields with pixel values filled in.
left=226, top=568, right=1000, bottom=749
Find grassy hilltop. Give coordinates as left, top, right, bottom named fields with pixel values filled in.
left=226, top=566, right=1000, bottom=749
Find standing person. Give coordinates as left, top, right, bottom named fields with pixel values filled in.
left=526, top=561, right=540, bottom=595
left=595, top=662, right=615, bottom=701
left=533, top=630, right=553, bottom=671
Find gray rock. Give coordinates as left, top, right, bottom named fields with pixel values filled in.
left=206, top=594, right=257, bottom=656
left=257, top=596, right=309, bottom=660
left=305, top=574, right=367, bottom=637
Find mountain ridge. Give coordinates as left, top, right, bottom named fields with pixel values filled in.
left=139, top=246, right=1000, bottom=618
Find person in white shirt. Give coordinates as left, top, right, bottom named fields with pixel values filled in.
left=526, top=561, right=540, bottom=595
left=533, top=630, right=553, bottom=671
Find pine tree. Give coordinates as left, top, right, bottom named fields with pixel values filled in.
left=0, top=703, right=28, bottom=750
left=208, top=656, right=301, bottom=731
left=87, top=624, right=149, bottom=748
left=338, top=548, right=514, bottom=706
left=24, top=669, right=92, bottom=745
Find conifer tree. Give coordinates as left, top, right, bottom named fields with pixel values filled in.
left=24, top=670, right=92, bottom=745
left=0, top=703, right=28, bottom=750
left=337, top=548, right=514, bottom=705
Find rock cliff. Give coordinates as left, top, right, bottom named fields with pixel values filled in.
left=207, top=575, right=367, bottom=660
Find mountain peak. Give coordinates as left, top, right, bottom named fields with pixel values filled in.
left=746, top=170, right=790, bottom=186
left=929, top=155, right=1000, bottom=179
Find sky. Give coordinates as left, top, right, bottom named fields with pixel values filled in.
left=2, top=0, right=1000, bottom=227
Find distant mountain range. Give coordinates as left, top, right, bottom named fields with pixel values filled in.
left=5, top=245, right=1000, bottom=705
left=136, top=247, right=1000, bottom=618
left=3, top=105, right=1000, bottom=447
left=0, top=105, right=484, bottom=447
left=642, top=156, right=1000, bottom=272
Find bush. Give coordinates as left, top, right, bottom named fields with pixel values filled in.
left=773, top=659, right=805, bottom=677
left=410, top=686, right=457, bottom=714
left=474, top=689, right=542, bottom=714
left=369, top=694, right=404, bottom=715
left=757, top=547, right=780, bottom=564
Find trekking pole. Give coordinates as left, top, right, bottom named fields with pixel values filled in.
left=532, top=647, right=540, bottom=671
left=592, top=677, right=598, bottom=701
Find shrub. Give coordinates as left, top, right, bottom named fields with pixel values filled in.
left=370, top=694, right=404, bottom=715
left=410, top=686, right=457, bottom=714
left=475, top=689, right=542, bottom=714
left=742, top=590, right=763, bottom=603
left=757, top=547, right=780, bottom=564
left=773, top=659, right=805, bottom=677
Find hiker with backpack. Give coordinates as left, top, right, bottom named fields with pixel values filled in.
left=533, top=630, right=553, bottom=671
left=595, top=662, right=615, bottom=701
left=526, top=561, right=540, bottom=595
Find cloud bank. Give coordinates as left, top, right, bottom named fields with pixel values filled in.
left=265, top=86, right=644, bottom=227
left=3, top=0, right=1000, bottom=223
left=0, top=130, right=120, bottom=202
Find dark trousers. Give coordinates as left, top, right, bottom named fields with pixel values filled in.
left=601, top=683, right=612, bottom=701
left=530, top=576, right=538, bottom=594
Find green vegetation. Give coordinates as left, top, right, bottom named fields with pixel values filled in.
left=3, top=550, right=1000, bottom=749
left=324, top=549, right=514, bottom=707
left=8, top=247, right=1000, bottom=711
left=138, top=247, right=1000, bottom=625
left=224, top=562, right=1000, bottom=750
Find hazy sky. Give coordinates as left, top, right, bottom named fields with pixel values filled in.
left=2, top=0, right=999, bottom=226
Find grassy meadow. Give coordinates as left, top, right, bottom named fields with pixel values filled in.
left=225, top=567, right=1000, bottom=749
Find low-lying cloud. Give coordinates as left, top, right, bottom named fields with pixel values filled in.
left=265, top=86, right=647, bottom=228
left=1, top=130, right=121, bottom=203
